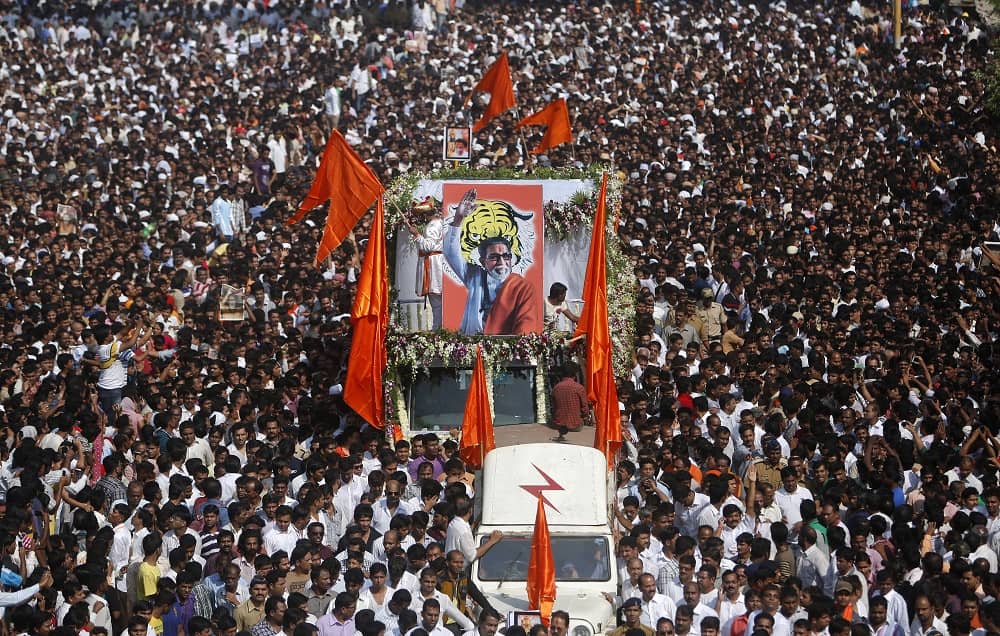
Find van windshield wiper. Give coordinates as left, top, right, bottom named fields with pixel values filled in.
left=498, top=549, right=524, bottom=589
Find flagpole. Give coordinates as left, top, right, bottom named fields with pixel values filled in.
left=479, top=345, right=485, bottom=470
left=513, top=106, right=534, bottom=173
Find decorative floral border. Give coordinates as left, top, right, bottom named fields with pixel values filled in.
left=381, top=166, right=635, bottom=433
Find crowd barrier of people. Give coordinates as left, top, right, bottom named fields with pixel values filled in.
left=0, top=1, right=998, bottom=636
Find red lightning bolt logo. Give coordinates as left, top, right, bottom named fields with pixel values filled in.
left=519, top=464, right=564, bottom=512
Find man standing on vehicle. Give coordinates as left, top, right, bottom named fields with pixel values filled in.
left=551, top=363, right=589, bottom=442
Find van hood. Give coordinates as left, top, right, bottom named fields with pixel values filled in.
left=480, top=443, right=611, bottom=527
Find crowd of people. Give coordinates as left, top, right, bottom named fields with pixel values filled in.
left=0, top=1, right=997, bottom=636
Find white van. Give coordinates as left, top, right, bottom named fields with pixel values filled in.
left=471, top=443, right=618, bottom=636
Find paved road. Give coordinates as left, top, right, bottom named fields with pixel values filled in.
left=494, top=422, right=593, bottom=448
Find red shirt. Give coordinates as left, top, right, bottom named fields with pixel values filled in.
left=552, top=377, right=588, bottom=430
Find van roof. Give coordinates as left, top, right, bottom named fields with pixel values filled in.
left=480, top=443, right=610, bottom=527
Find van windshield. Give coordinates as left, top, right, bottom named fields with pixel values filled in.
left=477, top=535, right=611, bottom=582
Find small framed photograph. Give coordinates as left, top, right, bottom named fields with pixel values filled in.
left=509, top=611, right=542, bottom=631
left=218, top=284, right=247, bottom=322
left=443, top=126, right=472, bottom=162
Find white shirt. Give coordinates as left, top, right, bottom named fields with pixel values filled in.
left=909, top=616, right=947, bottom=636
left=111, top=523, right=132, bottom=591
left=720, top=515, right=756, bottom=559
left=86, top=592, right=113, bottom=633
left=774, top=485, right=813, bottom=526
left=945, top=469, right=984, bottom=494
left=163, top=527, right=202, bottom=558
left=744, top=610, right=790, bottom=636
left=265, top=527, right=300, bottom=555
left=97, top=340, right=128, bottom=390
left=373, top=499, right=416, bottom=534
left=718, top=596, right=746, bottom=634
left=445, top=517, right=476, bottom=564
left=405, top=625, right=452, bottom=636
left=640, top=593, right=677, bottom=629
left=873, top=589, right=909, bottom=631
left=675, top=494, right=710, bottom=537
left=797, top=544, right=829, bottom=590
left=409, top=591, right=474, bottom=630
left=698, top=504, right=724, bottom=531
left=686, top=602, right=719, bottom=636
left=872, top=623, right=906, bottom=636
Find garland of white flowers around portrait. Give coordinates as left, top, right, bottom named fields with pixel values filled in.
left=381, top=165, right=636, bottom=437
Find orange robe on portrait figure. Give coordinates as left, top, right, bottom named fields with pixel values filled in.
left=483, top=273, right=541, bottom=335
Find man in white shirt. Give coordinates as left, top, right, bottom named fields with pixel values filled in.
left=946, top=457, right=984, bottom=495
left=680, top=581, right=719, bottom=636
left=376, top=590, right=412, bottom=636
left=110, top=503, right=133, bottom=593
left=408, top=569, right=473, bottom=632
left=873, top=570, right=909, bottom=630
left=774, top=469, right=812, bottom=527
left=181, top=421, right=214, bottom=470
left=264, top=506, right=299, bottom=555
left=717, top=571, right=746, bottom=636
left=407, top=598, right=453, bottom=636
left=868, top=597, right=905, bottom=636
left=619, top=558, right=644, bottom=602
left=796, top=526, right=829, bottom=591
left=445, top=496, right=501, bottom=564
left=227, top=423, right=251, bottom=465
left=910, top=593, right=947, bottom=636
left=674, top=486, right=710, bottom=538
left=639, top=573, right=677, bottom=630
left=374, top=480, right=415, bottom=534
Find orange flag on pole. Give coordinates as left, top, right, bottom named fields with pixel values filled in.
left=515, top=98, right=573, bottom=155
left=572, top=174, right=622, bottom=469
left=527, top=496, right=556, bottom=626
left=343, top=198, right=389, bottom=429
left=458, top=345, right=496, bottom=470
left=466, top=52, right=517, bottom=133
left=287, top=130, right=384, bottom=267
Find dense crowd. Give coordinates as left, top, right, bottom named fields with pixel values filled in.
left=0, top=1, right=998, bottom=636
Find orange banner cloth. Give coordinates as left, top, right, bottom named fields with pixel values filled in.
left=527, top=496, right=556, bottom=626
left=458, top=345, right=496, bottom=469
left=572, top=173, right=622, bottom=469
left=516, top=98, right=573, bottom=155
left=287, top=130, right=384, bottom=267
left=466, top=52, right=517, bottom=133
left=343, top=198, right=389, bottom=429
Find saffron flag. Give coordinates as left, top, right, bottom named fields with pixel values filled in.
left=458, top=345, right=496, bottom=469
left=515, top=98, right=573, bottom=155
left=287, top=130, right=384, bottom=267
left=466, top=51, right=517, bottom=133
left=573, top=174, right=622, bottom=469
left=343, top=198, right=389, bottom=429
left=527, top=496, right=556, bottom=626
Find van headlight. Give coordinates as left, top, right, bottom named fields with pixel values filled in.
left=572, top=626, right=591, bottom=636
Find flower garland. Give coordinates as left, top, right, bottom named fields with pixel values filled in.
left=382, top=331, right=564, bottom=436
left=543, top=190, right=593, bottom=242
left=386, top=331, right=564, bottom=383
